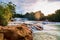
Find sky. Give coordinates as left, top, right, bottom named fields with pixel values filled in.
left=0, top=0, right=60, bottom=16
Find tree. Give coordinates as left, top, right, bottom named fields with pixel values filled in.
left=34, top=11, right=44, bottom=21
left=13, top=14, right=24, bottom=18
left=0, top=2, right=16, bottom=26
left=47, top=9, right=60, bottom=22
left=24, top=11, right=45, bottom=21
left=24, top=12, right=35, bottom=20
left=24, top=12, right=30, bottom=18
left=55, top=9, right=60, bottom=22
left=7, top=2, right=16, bottom=14
left=7, top=2, right=16, bottom=18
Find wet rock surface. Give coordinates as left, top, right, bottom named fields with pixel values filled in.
left=0, top=24, right=33, bottom=40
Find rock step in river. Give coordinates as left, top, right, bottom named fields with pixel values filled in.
left=31, top=24, right=60, bottom=40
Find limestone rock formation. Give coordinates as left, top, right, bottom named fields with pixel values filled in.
left=0, top=23, right=33, bottom=40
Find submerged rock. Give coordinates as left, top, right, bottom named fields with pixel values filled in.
left=0, top=23, right=33, bottom=40
left=35, top=25, right=43, bottom=30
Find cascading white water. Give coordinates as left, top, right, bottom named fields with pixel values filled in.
left=33, top=32, right=57, bottom=40
left=32, top=24, right=60, bottom=40
left=8, top=21, right=60, bottom=40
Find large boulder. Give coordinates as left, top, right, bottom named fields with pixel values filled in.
left=0, top=23, right=33, bottom=40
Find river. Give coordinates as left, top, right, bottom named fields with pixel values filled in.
left=33, top=24, right=60, bottom=40
left=8, top=21, right=60, bottom=40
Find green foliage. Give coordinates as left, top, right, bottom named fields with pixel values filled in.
left=47, top=9, right=60, bottom=22
left=24, top=11, right=44, bottom=21
left=7, top=2, right=16, bottom=18
left=13, top=14, right=24, bottom=18
left=0, top=2, right=16, bottom=26
left=24, top=12, right=35, bottom=20
left=13, top=11, right=45, bottom=21
left=1, top=20, right=8, bottom=26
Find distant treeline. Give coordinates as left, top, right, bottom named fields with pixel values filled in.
left=13, top=11, right=45, bottom=21
left=13, top=9, right=60, bottom=22
left=47, top=9, right=60, bottom=22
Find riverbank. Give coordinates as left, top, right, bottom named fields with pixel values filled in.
left=0, top=24, right=33, bottom=40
